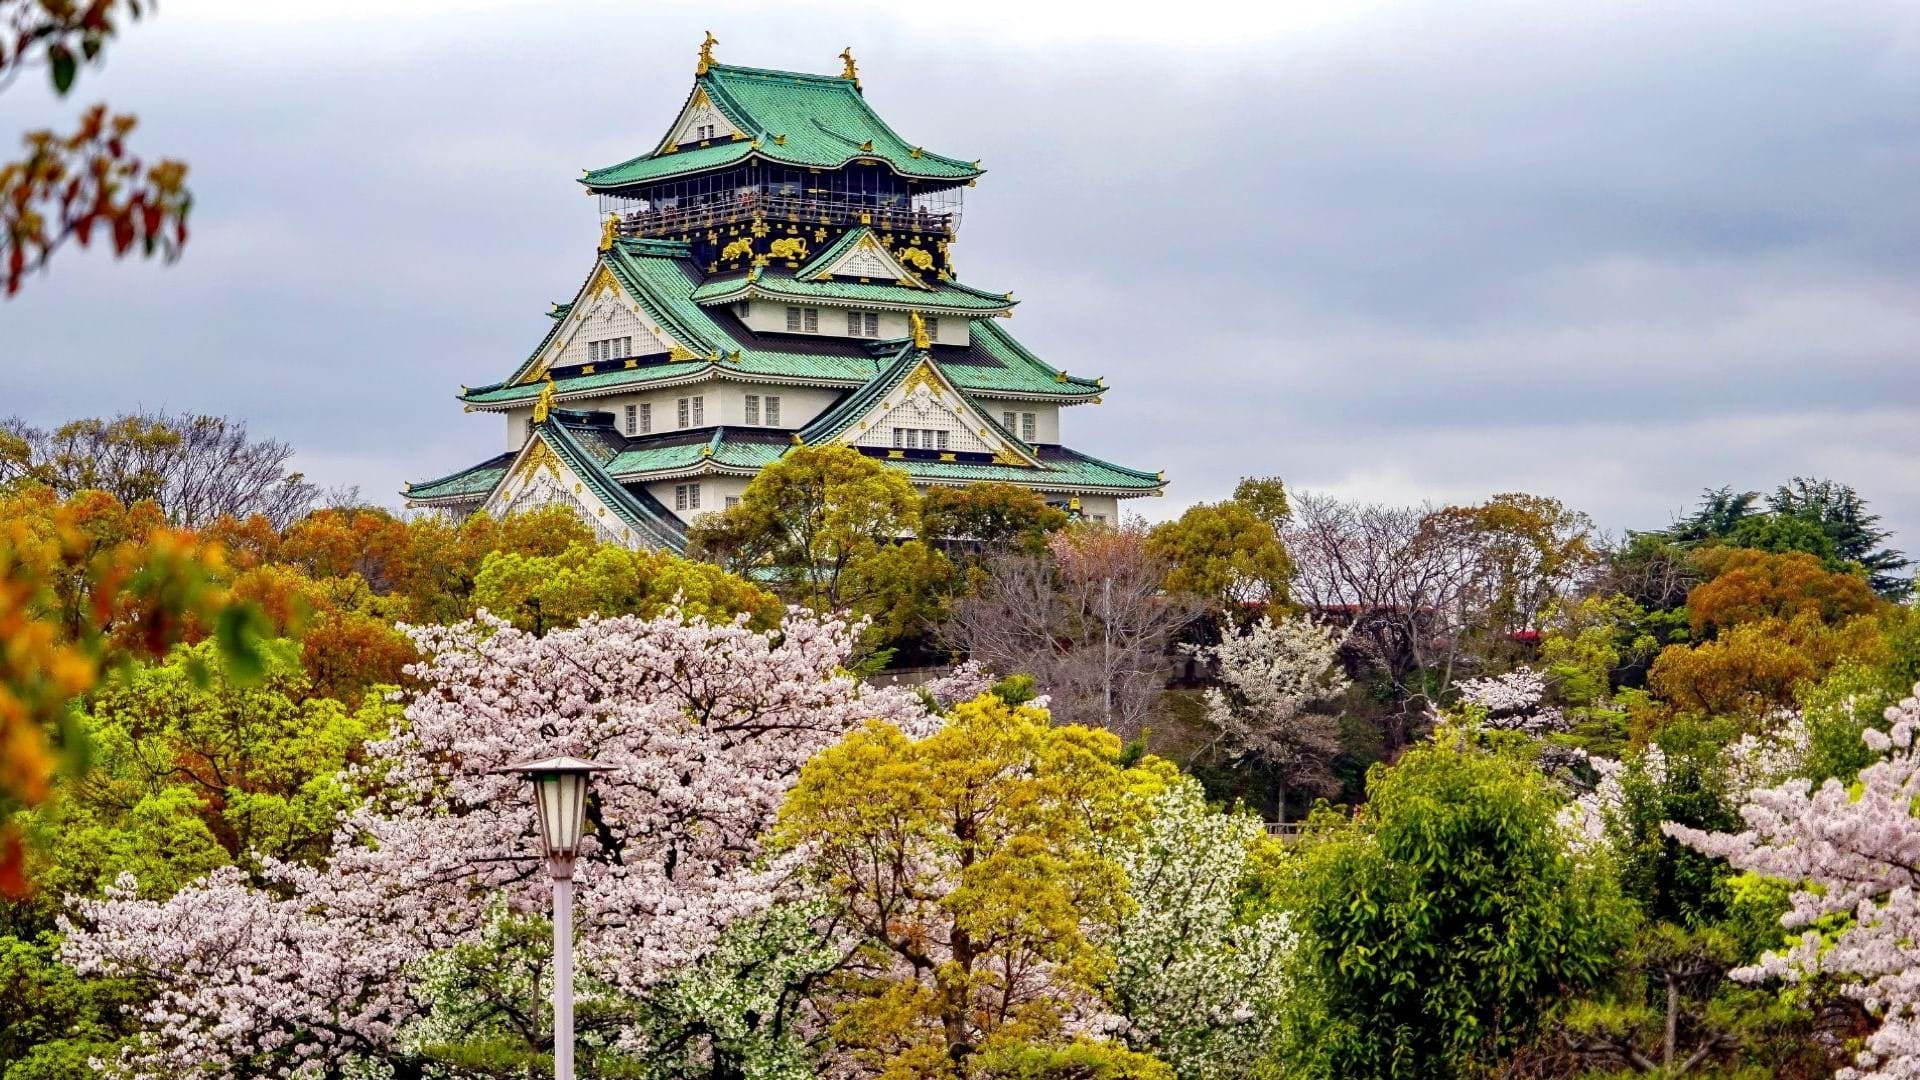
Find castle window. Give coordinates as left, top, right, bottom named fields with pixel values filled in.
left=677, top=398, right=689, bottom=428
left=624, top=404, right=637, bottom=435
left=745, top=395, right=760, bottom=425
left=934, top=429, right=949, bottom=450
left=1003, top=411, right=1016, bottom=432
left=1021, top=413, right=1036, bottom=442
left=786, top=307, right=819, bottom=333
left=588, top=340, right=600, bottom=363
left=892, top=427, right=903, bottom=447
left=765, top=396, right=781, bottom=425
left=639, top=403, right=652, bottom=433
left=905, top=429, right=919, bottom=449
left=725, top=496, right=740, bottom=509
left=691, top=395, right=704, bottom=426
left=846, top=310, right=879, bottom=337
left=675, top=483, right=701, bottom=511
left=924, top=316, right=939, bottom=342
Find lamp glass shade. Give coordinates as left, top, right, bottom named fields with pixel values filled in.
left=532, top=770, right=589, bottom=859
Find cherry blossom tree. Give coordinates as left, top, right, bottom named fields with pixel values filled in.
left=1099, top=779, right=1294, bottom=1079
left=1664, top=683, right=1920, bottom=1080
left=62, top=606, right=932, bottom=1078
left=1186, top=615, right=1348, bottom=823
left=1454, top=667, right=1566, bottom=734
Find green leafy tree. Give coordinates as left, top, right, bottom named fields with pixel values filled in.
left=689, top=445, right=950, bottom=642
left=1276, top=737, right=1629, bottom=1078
left=469, top=541, right=782, bottom=634
left=1148, top=500, right=1292, bottom=620
left=1767, top=477, right=1911, bottom=598
left=773, top=693, right=1178, bottom=1075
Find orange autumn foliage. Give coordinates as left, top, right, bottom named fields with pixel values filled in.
left=1686, top=548, right=1879, bottom=638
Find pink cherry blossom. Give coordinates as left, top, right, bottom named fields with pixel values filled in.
left=63, top=606, right=933, bottom=1078
left=1666, top=682, right=1920, bottom=1080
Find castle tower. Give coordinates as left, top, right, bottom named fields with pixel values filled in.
left=404, top=39, right=1165, bottom=549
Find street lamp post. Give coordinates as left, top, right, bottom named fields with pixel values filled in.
left=498, top=755, right=611, bottom=1080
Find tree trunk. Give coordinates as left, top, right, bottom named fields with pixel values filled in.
left=1664, top=973, right=1679, bottom=1073
left=1273, top=776, right=1287, bottom=827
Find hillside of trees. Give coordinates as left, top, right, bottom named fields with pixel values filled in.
left=2, top=410, right=1916, bottom=1079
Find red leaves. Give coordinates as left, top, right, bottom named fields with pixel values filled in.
left=0, top=103, right=190, bottom=295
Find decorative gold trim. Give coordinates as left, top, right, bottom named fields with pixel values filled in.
left=839, top=46, right=859, bottom=85
left=532, top=375, right=558, bottom=424
left=581, top=364, right=595, bottom=375
left=598, top=213, right=619, bottom=251
left=696, top=30, right=717, bottom=75
left=910, top=311, right=931, bottom=351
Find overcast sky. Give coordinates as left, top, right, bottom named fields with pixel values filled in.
left=5, top=0, right=1918, bottom=547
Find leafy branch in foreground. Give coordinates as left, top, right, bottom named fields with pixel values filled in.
left=1, top=104, right=187, bottom=294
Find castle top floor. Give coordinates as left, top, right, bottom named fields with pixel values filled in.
left=580, top=39, right=981, bottom=243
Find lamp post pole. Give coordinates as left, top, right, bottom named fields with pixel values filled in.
left=497, top=755, right=611, bottom=1080
left=551, top=856, right=575, bottom=1080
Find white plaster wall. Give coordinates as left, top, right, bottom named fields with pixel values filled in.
left=853, top=391, right=993, bottom=454
left=644, top=475, right=750, bottom=524
left=554, top=297, right=673, bottom=367
left=734, top=300, right=972, bottom=346
left=974, top=399, right=1062, bottom=445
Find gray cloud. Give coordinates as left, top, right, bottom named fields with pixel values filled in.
left=4, top=0, right=1918, bottom=550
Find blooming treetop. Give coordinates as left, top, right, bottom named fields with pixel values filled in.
left=1454, top=667, right=1566, bottom=734
left=63, top=607, right=934, bottom=1079
left=1099, top=779, right=1294, bottom=1079
left=1665, top=682, right=1920, bottom=1080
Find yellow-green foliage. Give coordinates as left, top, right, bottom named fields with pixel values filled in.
left=470, top=542, right=781, bottom=633
left=775, top=693, right=1177, bottom=1076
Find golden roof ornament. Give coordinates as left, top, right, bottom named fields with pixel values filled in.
left=910, top=310, right=931, bottom=350
left=839, top=47, right=859, bottom=86
left=696, top=31, right=718, bottom=75
left=532, top=375, right=558, bottom=424
left=598, top=212, right=619, bottom=252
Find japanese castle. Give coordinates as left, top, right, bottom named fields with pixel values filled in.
left=404, top=36, right=1165, bottom=551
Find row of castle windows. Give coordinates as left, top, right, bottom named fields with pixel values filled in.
left=1003, top=411, right=1037, bottom=442
left=780, top=306, right=938, bottom=342
left=588, top=337, right=631, bottom=363
left=744, top=394, right=782, bottom=426
left=895, top=428, right=949, bottom=451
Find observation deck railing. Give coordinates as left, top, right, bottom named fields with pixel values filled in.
left=610, top=190, right=957, bottom=242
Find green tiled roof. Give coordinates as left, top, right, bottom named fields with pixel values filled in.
left=607, top=428, right=789, bottom=476
left=542, top=420, right=688, bottom=551
left=582, top=63, right=981, bottom=190
left=903, top=446, right=1164, bottom=492
left=797, top=344, right=1039, bottom=465
left=689, top=269, right=1013, bottom=313
left=477, top=240, right=1101, bottom=408
left=405, top=452, right=513, bottom=501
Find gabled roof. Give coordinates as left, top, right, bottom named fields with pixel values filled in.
left=472, top=239, right=1101, bottom=409
left=405, top=413, right=687, bottom=552
left=582, top=62, right=981, bottom=191
left=797, top=343, right=1041, bottom=467
left=536, top=416, right=689, bottom=551
left=405, top=451, right=515, bottom=503
left=797, top=226, right=928, bottom=287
